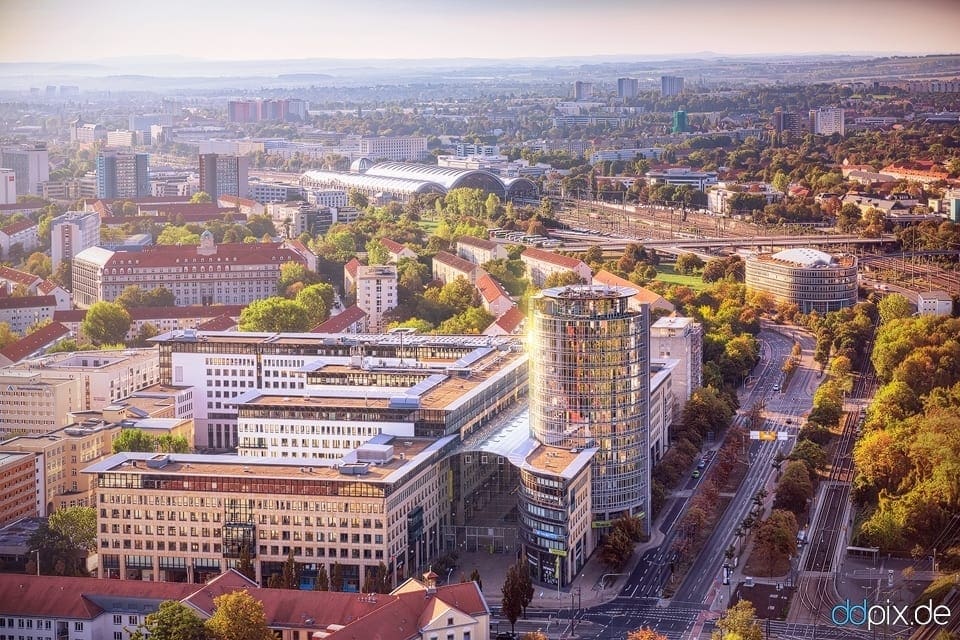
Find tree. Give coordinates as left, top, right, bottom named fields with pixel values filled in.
left=366, top=239, right=390, bottom=265
left=280, top=549, right=300, bottom=589
left=113, top=428, right=157, bottom=453
left=754, top=509, right=798, bottom=575
left=295, top=283, right=334, bottom=325
left=130, top=600, right=207, bottom=640
left=82, top=301, right=131, bottom=345
left=28, top=506, right=96, bottom=576
left=517, top=561, right=534, bottom=618
left=628, top=629, right=669, bottom=640
left=348, top=190, right=369, bottom=210
left=239, top=297, right=312, bottom=332
left=48, top=506, right=96, bottom=555
left=157, top=226, right=201, bottom=245
left=0, top=322, right=18, bottom=349
left=877, top=293, right=912, bottom=324
left=543, top=270, right=585, bottom=288
left=190, top=191, right=212, bottom=204
left=500, top=563, right=525, bottom=635
left=711, top=599, right=762, bottom=640
left=205, top=590, right=273, bottom=640
left=774, top=460, right=813, bottom=516
left=157, top=434, right=191, bottom=453
left=277, top=261, right=321, bottom=294
left=675, top=252, right=705, bottom=275
left=469, top=567, right=482, bottom=590
left=237, top=545, right=256, bottom=582
left=313, top=563, right=329, bottom=591
left=330, top=561, right=344, bottom=592
left=24, top=251, right=52, bottom=278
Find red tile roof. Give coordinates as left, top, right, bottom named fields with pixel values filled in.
left=475, top=272, right=510, bottom=304
left=0, top=294, right=55, bottom=310
left=492, top=306, right=524, bottom=334
left=0, top=266, right=41, bottom=287
left=312, top=304, right=367, bottom=333
left=197, top=314, right=239, bottom=331
left=0, top=321, right=70, bottom=363
left=380, top=237, right=406, bottom=253
left=456, top=235, right=498, bottom=251
left=218, top=195, right=259, bottom=208
left=99, top=243, right=301, bottom=269
left=37, top=279, right=63, bottom=295
left=345, top=257, right=360, bottom=279
left=0, top=219, right=37, bottom=235
left=433, top=250, right=478, bottom=274
left=521, top=247, right=586, bottom=270
left=593, top=270, right=675, bottom=310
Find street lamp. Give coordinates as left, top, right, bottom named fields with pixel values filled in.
left=30, top=549, right=40, bottom=576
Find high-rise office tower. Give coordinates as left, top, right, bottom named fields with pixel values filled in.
left=528, top=285, right=651, bottom=534
left=617, top=77, right=638, bottom=100
left=198, top=153, right=249, bottom=199
left=672, top=110, right=688, bottom=134
left=573, top=81, right=595, bottom=101
left=0, top=144, right=49, bottom=196
left=96, top=149, right=149, bottom=199
left=50, top=210, right=101, bottom=271
left=661, top=75, right=684, bottom=97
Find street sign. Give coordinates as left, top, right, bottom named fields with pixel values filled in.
left=777, top=432, right=789, bottom=441
left=591, top=520, right=613, bottom=529
left=750, top=430, right=784, bottom=441
left=549, top=548, right=568, bottom=557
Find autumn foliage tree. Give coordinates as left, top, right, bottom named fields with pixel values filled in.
left=205, top=590, right=273, bottom=640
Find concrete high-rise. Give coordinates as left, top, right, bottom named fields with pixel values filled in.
left=810, top=107, right=846, bottom=136
left=528, top=285, right=651, bottom=534
left=0, top=145, right=49, bottom=196
left=198, top=153, right=249, bottom=199
left=50, top=210, right=101, bottom=271
left=661, top=75, right=684, bottom=97
left=96, top=149, right=149, bottom=199
left=617, top=77, right=638, bottom=100
left=0, top=169, right=16, bottom=204
left=573, top=81, right=595, bottom=101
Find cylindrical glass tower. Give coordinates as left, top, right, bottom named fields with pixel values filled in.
left=528, top=285, right=650, bottom=529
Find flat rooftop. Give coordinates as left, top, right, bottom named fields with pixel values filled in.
left=83, top=436, right=453, bottom=484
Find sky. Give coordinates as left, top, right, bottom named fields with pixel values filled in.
left=1, top=0, right=958, bottom=64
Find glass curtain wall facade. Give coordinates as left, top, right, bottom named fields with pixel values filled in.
left=528, top=285, right=650, bottom=534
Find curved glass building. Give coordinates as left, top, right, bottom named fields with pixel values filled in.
left=745, top=248, right=858, bottom=314
left=528, top=285, right=650, bottom=530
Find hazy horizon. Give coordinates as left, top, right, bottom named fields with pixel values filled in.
left=2, top=0, right=958, bottom=65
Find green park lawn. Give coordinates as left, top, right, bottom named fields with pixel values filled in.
left=655, top=264, right=707, bottom=291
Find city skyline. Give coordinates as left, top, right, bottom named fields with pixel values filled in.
left=1, top=0, right=958, bottom=65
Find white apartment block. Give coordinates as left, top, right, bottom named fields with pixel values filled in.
left=306, top=188, right=348, bottom=208
left=917, top=291, right=953, bottom=316
left=811, top=107, right=846, bottom=136
left=649, top=359, right=679, bottom=464
left=0, top=219, right=39, bottom=259
left=359, top=136, right=428, bottom=162
left=520, top=248, right=592, bottom=287
left=456, top=236, right=507, bottom=266
left=0, top=146, right=49, bottom=196
left=355, top=264, right=397, bottom=332
left=50, top=210, right=101, bottom=271
left=106, top=130, right=136, bottom=147
left=650, top=316, right=703, bottom=405
left=432, top=251, right=479, bottom=285
left=589, top=148, right=664, bottom=164
left=0, top=168, right=15, bottom=204
left=0, top=295, right=56, bottom=333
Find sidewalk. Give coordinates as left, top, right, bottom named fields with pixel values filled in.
left=472, top=521, right=668, bottom=612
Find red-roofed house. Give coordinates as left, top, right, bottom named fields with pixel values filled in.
left=38, top=279, right=72, bottom=310
left=218, top=194, right=265, bottom=216
left=0, top=294, right=57, bottom=333
left=0, top=265, right=42, bottom=294
left=520, top=247, right=591, bottom=286
left=592, top=270, right=675, bottom=314
left=0, top=571, right=490, bottom=640
left=344, top=257, right=361, bottom=294
left=432, top=251, right=480, bottom=284
left=475, top=271, right=514, bottom=316
left=0, top=218, right=39, bottom=259
left=283, top=238, right=318, bottom=272
left=484, top=306, right=525, bottom=336
left=456, top=235, right=507, bottom=265
left=381, top=237, right=418, bottom=262
left=196, top=313, right=238, bottom=332
left=0, top=321, right=71, bottom=366
left=71, top=233, right=304, bottom=308
left=881, top=161, right=950, bottom=184
left=312, top=303, right=368, bottom=333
